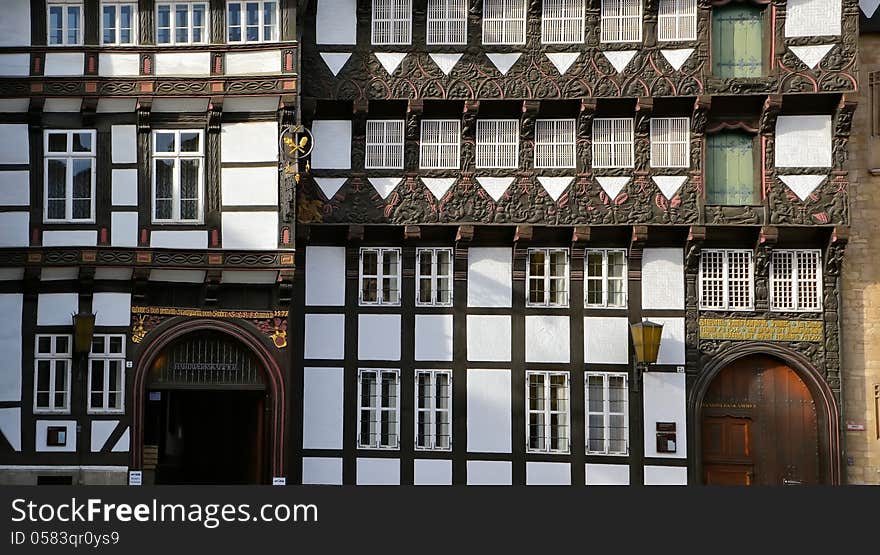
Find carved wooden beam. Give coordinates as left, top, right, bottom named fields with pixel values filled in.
left=514, top=225, right=533, bottom=244
left=571, top=226, right=591, bottom=246
left=404, top=225, right=421, bottom=240
left=348, top=224, right=365, bottom=242
left=456, top=224, right=474, bottom=243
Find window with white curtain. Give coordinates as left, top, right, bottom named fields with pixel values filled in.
left=585, top=249, right=627, bottom=307
left=34, top=335, right=72, bottom=414
left=534, top=119, right=577, bottom=168
left=482, top=0, right=527, bottom=45
left=770, top=250, right=822, bottom=312
left=657, top=0, right=697, bottom=41
left=359, top=247, right=401, bottom=305
left=372, top=0, right=412, bottom=44
left=476, top=119, right=519, bottom=168
left=227, top=1, right=279, bottom=43
left=44, top=130, right=96, bottom=223
left=415, top=370, right=452, bottom=450
left=699, top=249, right=754, bottom=310
left=592, top=118, right=634, bottom=168
left=585, top=372, right=628, bottom=455
left=156, top=2, right=208, bottom=45
left=427, top=0, right=468, bottom=44
left=527, top=248, right=569, bottom=307
left=365, top=120, right=405, bottom=169
left=48, top=2, right=83, bottom=46
left=420, top=120, right=460, bottom=169
left=600, top=0, right=642, bottom=43
left=527, top=371, right=570, bottom=453
left=541, top=0, right=586, bottom=44
left=416, top=248, right=453, bottom=306
left=358, top=369, right=400, bottom=449
left=152, top=130, right=204, bottom=223
left=88, top=335, right=126, bottom=414
left=650, top=117, right=690, bottom=168
left=101, top=2, right=137, bottom=45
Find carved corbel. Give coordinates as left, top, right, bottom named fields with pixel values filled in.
left=455, top=224, right=474, bottom=243
left=635, top=97, right=653, bottom=134
left=684, top=225, right=706, bottom=274
left=684, top=226, right=706, bottom=374
left=348, top=224, right=365, bottom=243
left=461, top=100, right=480, bottom=171
left=824, top=226, right=849, bottom=278
left=520, top=100, right=540, bottom=140
left=405, top=100, right=424, bottom=171
left=571, top=226, right=591, bottom=246
left=131, top=268, right=151, bottom=304
left=628, top=225, right=649, bottom=279
left=136, top=99, right=152, bottom=133
left=207, top=99, right=222, bottom=133
left=759, top=94, right=783, bottom=136
left=753, top=226, right=778, bottom=310
left=514, top=225, right=533, bottom=244
left=204, top=269, right=222, bottom=307
left=278, top=269, right=294, bottom=307
left=691, top=96, right=711, bottom=136
left=832, top=95, right=857, bottom=170
left=404, top=225, right=421, bottom=240
left=81, top=98, right=99, bottom=127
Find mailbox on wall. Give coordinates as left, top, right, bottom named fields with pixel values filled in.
left=656, top=422, right=677, bottom=454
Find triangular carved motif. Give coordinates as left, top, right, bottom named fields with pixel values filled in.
left=319, top=52, right=351, bottom=76
left=314, top=178, right=347, bottom=200
left=789, top=45, right=835, bottom=70
left=486, top=53, right=521, bottom=75
left=368, top=177, right=403, bottom=200
left=429, top=53, right=462, bottom=76
left=652, top=176, right=688, bottom=200
left=537, top=177, right=574, bottom=202
left=420, top=177, right=456, bottom=200
left=660, top=48, right=694, bottom=71
left=602, top=50, right=637, bottom=73
left=545, top=53, right=580, bottom=75
left=476, top=177, right=515, bottom=202
left=595, top=176, right=630, bottom=199
left=778, top=174, right=827, bottom=201
left=375, top=52, right=407, bottom=74
left=861, top=0, right=880, bottom=18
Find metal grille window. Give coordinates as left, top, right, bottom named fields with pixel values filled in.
left=527, top=371, right=570, bottom=453
left=657, top=0, right=696, bottom=41
left=156, top=2, right=208, bottom=45
left=416, top=248, right=453, bottom=306
left=585, top=249, right=627, bottom=307
left=427, top=0, right=468, bottom=44
left=101, top=2, right=137, bottom=45
left=534, top=119, right=577, bottom=168
left=359, top=247, right=401, bottom=306
left=152, top=130, right=204, bottom=223
left=365, top=120, right=405, bottom=169
left=227, top=1, right=279, bottom=43
left=483, top=0, right=527, bottom=45
left=592, top=118, right=634, bottom=168
left=770, top=250, right=822, bottom=312
left=420, top=120, right=460, bottom=169
left=48, top=2, right=83, bottom=45
left=585, top=372, right=628, bottom=455
left=527, top=248, right=569, bottom=307
left=372, top=0, right=412, bottom=45
left=34, top=335, right=72, bottom=414
left=600, top=0, right=642, bottom=43
left=358, top=369, right=400, bottom=449
left=415, top=370, right=452, bottom=450
left=541, top=0, right=586, bottom=44
left=650, top=117, right=690, bottom=168
left=88, top=335, right=125, bottom=414
left=699, top=249, right=754, bottom=310
left=476, top=119, right=519, bottom=168
left=44, top=130, right=96, bottom=223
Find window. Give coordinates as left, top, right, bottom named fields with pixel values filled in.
left=420, top=120, right=460, bottom=170
left=483, top=0, right=527, bottom=45
left=527, top=371, right=570, bottom=453
left=88, top=335, right=125, bottom=414
left=585, top=249, right=627, bottom=307
left=101, top=2, right=137, bottom=45
left=156, top=2, right=208, bottom=45
left=358, top=369, right=400, bottom=449
left=48, top=2, right=83, bottom=45
left=415, top=370, right=452, bottom=450
left=527, top=248, right=569, bottom=307
left=44, top=130, right=96, bottom=223
left=534, top=119, right=576, bottom=168
left=600, top=0, right=642, bottom=43
left=585, top=372, right=628, bottom=455
left=34, top=335, right=72, bottom=413
left=476, top=119, right=519, bottom=168
left=541, top=0, right=586, bottom=44
left=770, top=250, right=822, bottom=312
left=592, top=118, right=634, bottom=168
left=228, top=1, right=278, bottom=42
left=416, top=248, right=453, bottom=306
left=712, top=5, right=763, bottom=77
left=427, top=0, right=467, bottom=44
left=152, top=130, right=204, bottom=223
left=372, top=0, right=412, bottom=45
left=657, top=0, right=696, bottom=41
left=650, top=117, right=690, bottom=168
left=359, top=248, right=401, bottom=305
left=699, top=249, right=754, bottom=310
left=365, top=120, right=405, bottom=169
left=706, top=132, right=755, bottom=205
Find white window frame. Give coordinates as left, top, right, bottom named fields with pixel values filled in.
left=414, top=369, right=452, bottom=451
left=585, top=371, right=629, bottom=455
left=541, top=0, right=586, bottom=44
left=600, top=0, right=643, bottom=43
left=33, top=335, right=73, bottom=414
left=699, top=249, right=754, bottom=311
left=47, top=1, right=84, bottom=46
left=650, top=117, right=691, bottom=168
left=427, top=0, right=468, bottom=45
left=419, top=120, right=461, bottom=170
left=365, top=120, right=405, bottom=169
left=534, top=118, right=577, bottom=169
left=584, top=248, right=628, bottom=308
left=227, top=1, right=279, bottom=43
left=359, top=247, right=402, bottom=306
left=482, top=0, right=527, bottom=45
left=526, top=371, right=570, bottom=454
left=87, top=334, right=126, bottom=414
left=101, top=2, right=138, bottom=45
left=151, top=129, right=205, bottom=224
left=592, top=118, right=634, bottom=168
left=371, top=0, right=413, bottom=45
left=155, top=2, right=209, bottom=45
left=43, top=130, right=97, bottom=223
left=657, top=0, right=697, bottom=42
left=357, top=369, right=401, bottom=450
left=769, top=249, right=823, bottom=313
left=526, top=248, right=570, bottom=308
left=476, top=119, right=519, bottom=169
left=415, top=247, right=454, bottom=306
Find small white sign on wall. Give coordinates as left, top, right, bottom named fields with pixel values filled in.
left=128, top=471, right=142, bottom=486
left=272, top=477, right=286, bottom=486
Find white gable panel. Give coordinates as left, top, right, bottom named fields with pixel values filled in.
left=223, top=96, right=280, bottom=113
left=358, top=314, right=401, bottom=361
left=0, top=408, right=21, bottom=451
left=0, top=294, right=23, bottom=402
left=221, top=212, right=278, bottom=250
left=643, top=372, right=687, bottom=459
left=526, top=462, right=571, bottom=485
left=95, top=268, right=133, bottom=281
left=111, top=212, right=138, bottom=247
left=111, top=428, right=130, bottom=452
left=111, top=169, right=138, bottom=206
left=91, top=421, right=118, bottom=452
left=0, top=54, right=30, bottom=77
left=44, top=53, right=85, bottom=76
left=0, top=213, right=29, bottom=247
left=0, top=171, right=29, bottom=205
left=586, top=463, right=630, bottom=485
left=0, top=99, right=30, bottom=112
left=0, top=125, right=29, bottom=164
left=304, top=314, right=345, bottom=360
left=96, top=99, right=137, bottom=113
left=651, top=317, right=686, bottom=365
left=467, top=461, right=512, bottom=485
left=92, top=293, right=132, bottom=327
left=221, top=122, right=278, bottom=163
left=0, top=268, right=24, bottom=281
left=641, top=248, right=684, bottom=310
left=415, top=314, right=454, bottom=361
left=305, top=246, right=346, bottom=306
left=111, top=125, right=137, bottom=164
left=0, top=2, right=30, bottom=46
left=36, top=420, right=77, bottom=452
left=149, top=269, right=206, bottom=283
left=785, top=0, right=841, bottom=37
left=42, top=231, right=98, bottom=247
left=310, top=121, right=351, bottom=169
left=150, top=231, right=207, bottom=249
left=467, top=247, right=512, bottom=307
left=466, top=369, right=512, bottom=453
left=644, top=465, right=688, bottom=485
left=41, top=267, right=78, bottom=281
left=525, top=315, right=570, bottom=363
left=414, top=459, right=452, bottom=485
left=584, top=317, right=630, bottom=364
left=42, top=98, right=82, bottom=113
left=151, top=98, right=209, bottom=113
left=98, top=53, right=140, bottom=77
left=37, top=293, right=79, bottom=326
left=302, top=457, right=343, bottom=484
left=356, top=458, right=400, bottom=485
left=316, top=0, right=357, bottom=44
left=221, top=167, right=279, bottom=206
left=303, top=367, right=344, bottom=449
left=154, top=52, right=211, bottom=76
left=225, top=50, right=281, bottom=75
left=467, top=315, right=511, bottom=362
left=775, top=115, right=832, bottom=168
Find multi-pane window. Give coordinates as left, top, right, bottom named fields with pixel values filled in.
left=527, top=248, right=569, bottom=307
left=88, top=335, right=125, bottom=414
left=600, top=0, right=642, bottom=43
left=534, top=119, right=576, bottom=168
left=420, top=120, right=460, bottom=169
left=359, top=248, right=401, bottom=305
left=358, top=369, right=400, bottom=449
left=48, top=2, right=83, bottom=45
left=585, top=372, right=628, bottom=455
left=101, top=2, right=137, bottom=45
left=34, top=335, right=72, bottom=413
left=476, top=119, right=519, bottom=168
left=541, top=0, right=586, bottom=44
left=527, top=371, right=570, bottom=453
left=415, top=370, right=452, bottom=450
left=227, top=1, right=279, bottom=43
left=44, top=130, right=96, bottom=223
left=706, top=132, right=755, bottom=205
left=592, top=118, right=634, bottom=168
left=416, top=248, right=453, bottom=306
left=483, top=0, right=527, bottom=45
left=712, top=5, right=762, bottom=77
left=372, top=0, right=412, bottom=45
left=585, top=249, right=627, bottom=308
left=152, top=130, right=204, bottom=223
left=427, top=0, right=467, bottom=44
left=770, top=250, right=822, bottom=312
left=650, top=117, right=690, bottom=168
left=657, top=0, right=697, bottom=41
left=699, top=249, right=754, bottom=310
left=156, top=2, right=208, bottom=45
left=365, top=120, right=405, bottom=169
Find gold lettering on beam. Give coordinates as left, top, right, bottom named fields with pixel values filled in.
left=131, top=306, right=287, bottom=319
left=698, top=318, right=823, bottom=342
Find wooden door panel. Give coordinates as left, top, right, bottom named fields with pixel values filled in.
left=703, top=417, right=751, bottom=464
left=705, top=465, right=753, bottom=486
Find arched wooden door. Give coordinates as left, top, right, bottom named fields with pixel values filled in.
left=701, top=356, right=820, bottom=485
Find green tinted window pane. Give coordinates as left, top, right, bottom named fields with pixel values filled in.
left=712, top=6, right=763, bottom=78
left=706, top=132, right=755, bottom=205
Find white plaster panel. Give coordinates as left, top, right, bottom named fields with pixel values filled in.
left=42, top=231, right=97, bottom=247
left=643, top=372, right=687, bottom=459
left=526, top=462, right=571, bottom=485
left=154, top=52, right=211, bottom=76
left=0, top=3, right=30, bottom=46
left=44, top=53, right=85, bottom=76
left=467, top=461, right=512, bottom=485
left=0, top=294, right=23, bottom=402
left=221, top=166, right=278, bottom=206
left=37, top=293, right=79, bottom=325
left=415, top=314, right=453, bottom=361
left=94, top=268, right=133, bottom=281
left=644, top=465, right=688, bottom=485
left=220, top=122, right=278, bottom=163
left=305, top=246, right=346, bottom=306
left=148, top=269, right=206, bottom=283
left=225, top=50, right=281, bottom=75
left=584, top=317, right=630, bottom=364
left=467, top=247, right=512, bottom=307
left=585, top=463, right=630, bottom=485
left=467, top=369, right=511, bottom=453
left=41, top=267, right=78, bottom=281
left=111, top=125, right=137, bottom=164
left=641, top=248, right=684, bottom=310
left=652, top=317, right=686, bottom=365
left=302, top=457, right=343, bottom=485
left=223, top=96, right=280, bottom=113
left=356, top=458, right=400, bottom=485
left=0, top=408, right=21, bottom=451
left=0, top=125, right=29, bottom=164
left=525, top=316, right=570, bottom=363
left=414, top=459, right=452, bottom=485
left=775, top=115, right=832, bottom=168
left=0, top=99, right=30, bottom=112
left=90, top=420, right=118, bottom=452
left=358, top=314, right=401, bottom=361
left=304, top=314, right=345, bottom=360
left=92, top=293, right=132, bottom=327
left=43, top=98, right=82, bottom=112
left=98, top=53, right=140, bottom=76
left=467, top=315, right=511, bottom=362
left=221, top=212, right=278, bottom=250
left=0, top=213, right=28, bottom=247
left=110, top=212, right=138, bottom=247
left=36, top=421, right=77, bottom=452
left=316, top=0, right=357, bottom=44
left=112, top=428, right=130, bottom=452
left=151, top=98, right=209, bottom=113
left=0, top=171, right=30, bottom=205
left=785, top=0, right=841, bottom=37
left=220, top=270, right=278, bottom=284
left=302, top=367, right=344, bottom=449
left=310, top=121, right=351, bottom=169
left=0, top=54, right=30, bottom=76
left=96, top=98, right=137, bottom=113
left=150, top=231, right=207, bottom=249
left=0, top=268, right=25, bottom=280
